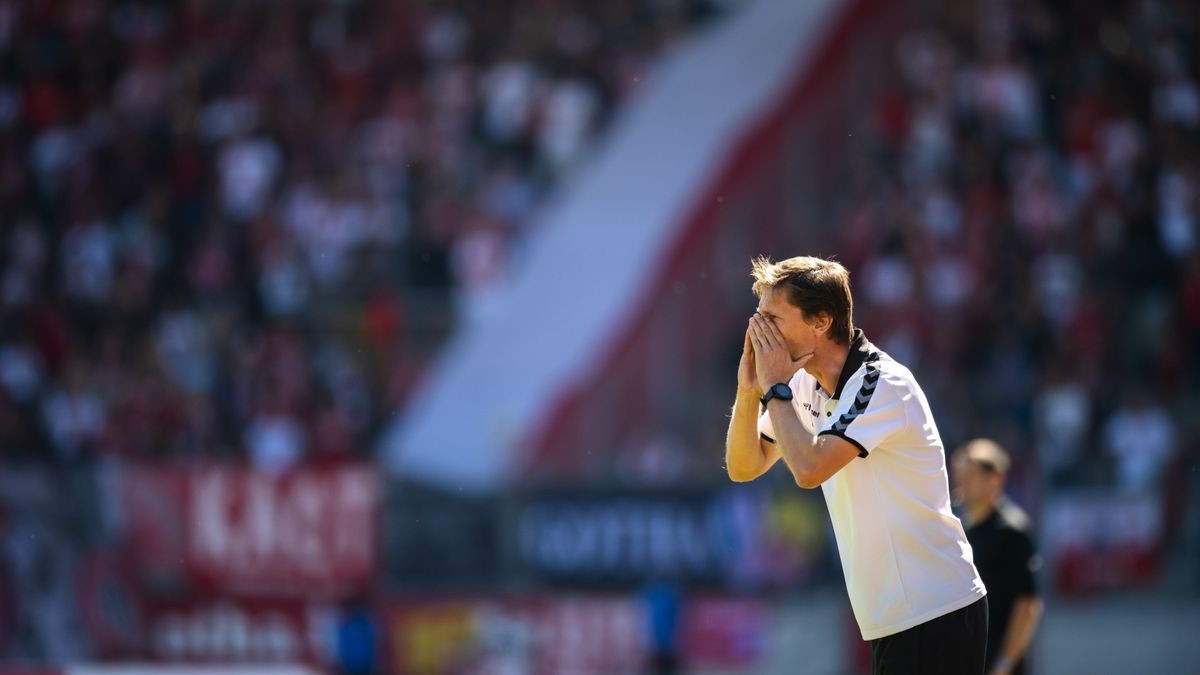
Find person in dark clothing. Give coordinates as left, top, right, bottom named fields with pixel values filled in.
left=953, top=439, right=1043, bottom=675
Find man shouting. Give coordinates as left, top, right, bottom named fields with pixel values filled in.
left=725, top=255, right=988, bottom=675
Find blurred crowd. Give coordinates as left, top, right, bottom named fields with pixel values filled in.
left=830, top=0, right=1197, bottom=501
left=0, top=0, right=1194, bottom=499
left=0, top=0, right=1194, bottom=668
left=0, top=0, right=727, bottom=471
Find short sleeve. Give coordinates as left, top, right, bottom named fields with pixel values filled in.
left=758, top=407, right=776, bottom=444
left=817, top=365, right=907, bottom=457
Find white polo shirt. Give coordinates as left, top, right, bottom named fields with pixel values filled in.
left=759, top=330, right=986, bottom=640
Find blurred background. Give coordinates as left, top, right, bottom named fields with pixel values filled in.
left=0, top=0, right=1198, bottom=673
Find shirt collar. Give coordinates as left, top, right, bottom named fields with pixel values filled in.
left=831, top=328, right=874, bottom=399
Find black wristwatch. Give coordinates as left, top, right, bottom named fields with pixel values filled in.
left=760, top=382, right=794, bottom=406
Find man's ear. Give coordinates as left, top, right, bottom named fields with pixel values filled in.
left=812, top=311, right=833, bottom=337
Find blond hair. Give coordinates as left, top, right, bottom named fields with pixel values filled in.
left=751, top=256, right=854, bottom=344
left=956, top=438, right=1011, bottom=475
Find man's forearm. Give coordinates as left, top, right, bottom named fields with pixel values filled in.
left=765, top=399, right=819, bottom=485
left=725, top=388, right=767, bottom=481
left=992, top=595, right=1042, bottom=673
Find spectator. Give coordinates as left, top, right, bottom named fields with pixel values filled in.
left=1102, top=391, right=1177, bottom=494
left=952, top=439, right=1043, bottom=675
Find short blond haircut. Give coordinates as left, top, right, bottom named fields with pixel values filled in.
left=751, top=256, right=854, bottom=344
left=957, top=438, right=1011, bottom=475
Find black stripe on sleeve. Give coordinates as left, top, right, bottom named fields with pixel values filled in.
left=818, top=429, right=869, bottom=458
left=822, top=354, right=884, bottom=458
left=829, top=361, right=881, bottom=435
left=760, top=432, right=776, bottom=444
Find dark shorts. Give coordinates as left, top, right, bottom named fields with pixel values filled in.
left=870, top=596, right=989, bottom=675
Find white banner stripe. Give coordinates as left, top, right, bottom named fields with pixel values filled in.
left=380, top=0, right=853, bottom=491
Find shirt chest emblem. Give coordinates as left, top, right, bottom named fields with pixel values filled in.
left=798, top=398, right=838, bottom=433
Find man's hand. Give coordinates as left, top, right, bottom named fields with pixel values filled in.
left=737, top=328, right=760, bottom=395
left=749, top=314, right=812, bottom=392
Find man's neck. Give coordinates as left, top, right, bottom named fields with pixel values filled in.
left=966, top=498, right=999, bottom=527
left=806, top=340, right=851, bottom=397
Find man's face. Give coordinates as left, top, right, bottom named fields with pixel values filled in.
left=951, top=458, right=997, bottom=509
left=756, top=286, right=818, bottom=361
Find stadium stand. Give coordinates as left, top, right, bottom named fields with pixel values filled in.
left=0, top=0, right=1197, bottom=670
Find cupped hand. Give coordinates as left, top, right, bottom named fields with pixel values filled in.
left=738, top=327, right=760, bottom=394
left=749, top=314, right=812, bottom=392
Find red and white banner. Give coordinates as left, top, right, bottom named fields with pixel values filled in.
left=118, top=465, right=379, bottom=596
left=141, top=597, right=335, bottom=665
left=1043, top=492, right=1164, bottom=594
left=187, top=466, right=378, bottom=595
left=679, top=596, right=768, bottom=669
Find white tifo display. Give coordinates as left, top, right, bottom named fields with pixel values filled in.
left=380, top=0, right=851, bottom=491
